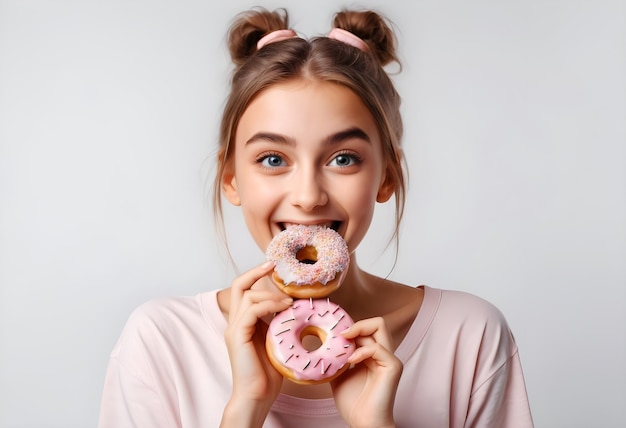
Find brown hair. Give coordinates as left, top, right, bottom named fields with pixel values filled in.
left=213, top=7, right=406, bottom=254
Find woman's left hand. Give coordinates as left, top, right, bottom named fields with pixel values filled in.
left=330, top=316, right=402, bottom=428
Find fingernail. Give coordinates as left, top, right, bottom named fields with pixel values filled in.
left=282, top=298, right=293, bottom=305
left=261, top=260, right=274, bottom=269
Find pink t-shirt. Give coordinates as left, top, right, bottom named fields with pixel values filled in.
left=98, top=286, right=533, bottom=427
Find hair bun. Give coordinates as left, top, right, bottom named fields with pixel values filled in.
left=332, top=9, right=399, bottom=67
left=228, top=7, right=290, bottom=66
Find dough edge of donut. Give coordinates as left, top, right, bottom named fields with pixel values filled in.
left=271, top=271, right=342, bottom=299
left=265, top=337, right=351, bottom=385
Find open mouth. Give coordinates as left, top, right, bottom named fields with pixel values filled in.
left=279, top=221, right=342, bottom=232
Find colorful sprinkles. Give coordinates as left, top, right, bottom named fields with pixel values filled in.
left=266, top=225, right=349, bottom=286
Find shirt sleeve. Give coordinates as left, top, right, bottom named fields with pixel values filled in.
left=451, top=298, right=534, bottom=428
left=97, top=302, right=182, bottom=428
left=98, top=356, right=178, bottom=428
left=465, top=349, right=534, bottom=427
left=435, top=289, right=534, bottom=427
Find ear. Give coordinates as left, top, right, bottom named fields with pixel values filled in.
left=222, top=169, right=241, bottom=206
left=376, top=169, right=395, bottom=203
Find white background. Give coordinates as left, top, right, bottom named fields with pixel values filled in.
left=1, top=0, right=624, bottom=427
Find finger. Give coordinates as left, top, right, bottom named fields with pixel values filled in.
left=342, top=317, right=393, bottom=351
left=232, top=291, right=292, bottom=323
left=348, top=345, right=403, bottom=386
left=229, top=261, right=275, bottom=321
left=238, top=289, right=288, bottom=310
left=353, top=335, right=375, bottom=350
left=346, top=342, right=401, bottom=370
left=231, top=261, right=275, bottom=295
left=233, top=298, right=293, bottom=332
left=230, top=288, right=292, bottom=324
left=225, top=297, right=292, bottom=348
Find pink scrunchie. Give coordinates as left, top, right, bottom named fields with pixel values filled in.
left=256, top=28, right=369, bottom=53
left=257, top=29, right=298, bottom=50
left=327, top=28, right=369, bottom=52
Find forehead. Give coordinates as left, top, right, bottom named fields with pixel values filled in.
left=235, top=79, right=379, bottom=144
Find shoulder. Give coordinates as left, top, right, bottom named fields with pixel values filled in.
left=125, top=295, right=202, bottom=328
left=420, top=287, right=524, bottom=389
left=424, top=286, right=518, bottom=356
left=431, top=287, right=510, bottom=328
left=112, top=291, right=221, bottom=357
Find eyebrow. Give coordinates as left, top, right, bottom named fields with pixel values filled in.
left=245, top=127, right=371, bottom=146
left=245, top=132, right=293, bottom=146
left=327, top=127, right=371, bottom=145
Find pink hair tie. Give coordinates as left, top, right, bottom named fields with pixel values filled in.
left=327, top=28, right=369, bottom=52
left=257, top=29, right=298, bottom=50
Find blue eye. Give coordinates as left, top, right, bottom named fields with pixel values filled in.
left=258, top=153, right=286, bottom=168
left=328, top=153, right=361, bottom=167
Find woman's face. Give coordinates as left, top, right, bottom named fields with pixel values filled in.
left=222, top=79, right=393, bottom=254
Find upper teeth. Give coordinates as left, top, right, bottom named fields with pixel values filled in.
left=283, top=222, right=335, bottom=229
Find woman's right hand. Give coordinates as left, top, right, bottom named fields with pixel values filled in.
left=220, top=261, right=292, bottom=427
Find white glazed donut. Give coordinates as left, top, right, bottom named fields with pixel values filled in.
left=266, top=298, right=355, bottom=384
left=266, top=225, right=349, bottom=299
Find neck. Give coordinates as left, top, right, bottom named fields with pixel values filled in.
left=324, top=254, right=377, bottom=320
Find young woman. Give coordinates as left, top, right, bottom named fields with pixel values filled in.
left=99, top=7, right=533, bottom=427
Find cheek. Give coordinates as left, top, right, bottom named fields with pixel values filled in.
left=236, top=177, right=281, bottom=210
left=336, top=182, right=379, bottom=223
left=351, top=190, right=376, bottom=209
left=342, top=174, right=381, bottom=204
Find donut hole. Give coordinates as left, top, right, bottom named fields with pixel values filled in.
left=300, top=326, right=326, bottom=352
left=296, top=246, right=318, bottom=265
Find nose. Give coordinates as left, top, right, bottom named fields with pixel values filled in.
left=288, top=166, right=328, bottom=211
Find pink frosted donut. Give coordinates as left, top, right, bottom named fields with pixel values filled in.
left=266, top=298, right=355, bottom=384
left=266, top=225, right=349, bottom=299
